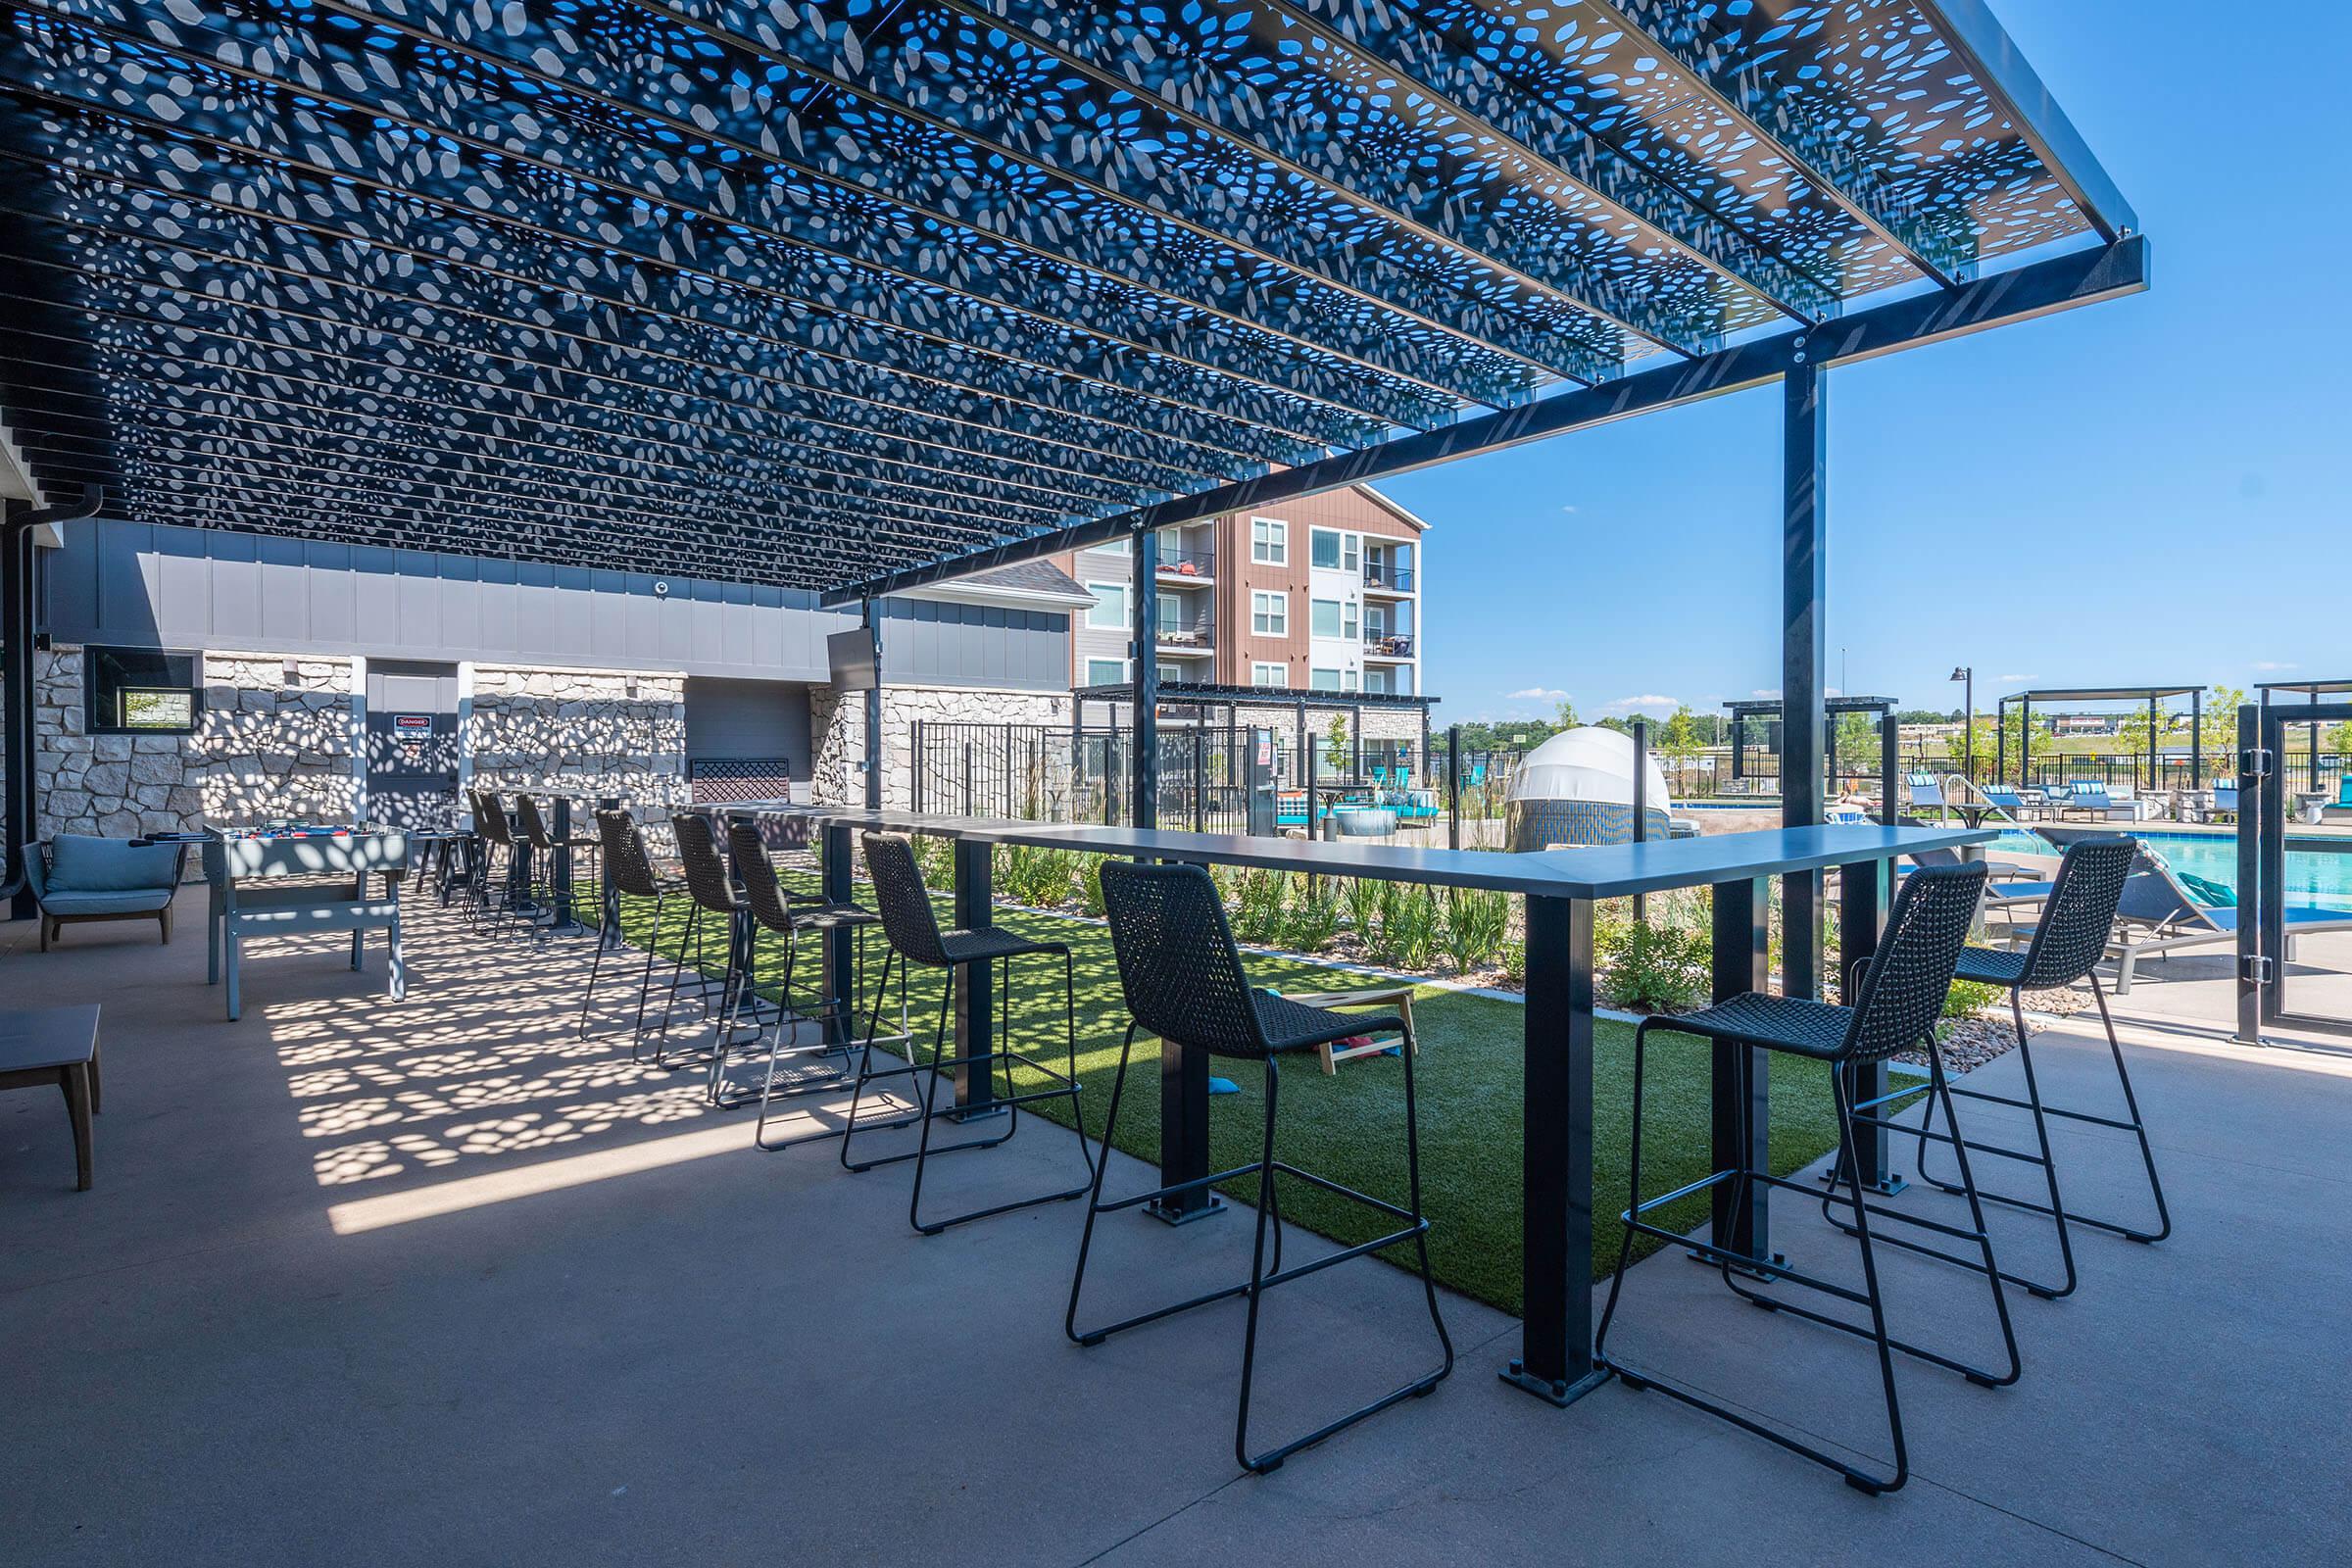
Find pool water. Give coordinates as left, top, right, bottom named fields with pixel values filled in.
left=1989, top=829, right=2352, bottom=912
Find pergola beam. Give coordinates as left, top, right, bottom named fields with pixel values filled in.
left=828, top=237, right=2151, bottom=605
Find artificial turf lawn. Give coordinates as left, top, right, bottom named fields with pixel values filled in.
left=608, top=871, right=1859, bottom=1317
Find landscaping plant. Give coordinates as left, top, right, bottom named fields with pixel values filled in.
left=1441, top=886, right=1511, bottom=973
left=1598, top=912, right=1711, bottom=1013
left=1232, top=867, right=1290, bottom=945
left=1282, top=877, right=1345, bottom=953
left=1341, top=875, right=1384, bottom=949
left=1374, top=880, right=1442, bottom=970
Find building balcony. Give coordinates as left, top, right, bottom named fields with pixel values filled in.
left=1363, top=634, right=1415, bottom=660
left=1153, top=549, right=1215, bottom=585
left=1154, top=627, right=1215, bottom=654
left=1362, top=561, right=1415, bottom=595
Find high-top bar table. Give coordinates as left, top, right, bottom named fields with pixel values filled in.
left=722, top=803, right=1990, bottom=1407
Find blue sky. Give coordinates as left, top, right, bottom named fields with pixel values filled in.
left=1381, top=0, right=2352, bottom=729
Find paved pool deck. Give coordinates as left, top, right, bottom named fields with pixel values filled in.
left=3, top=888, right=2347, bottom=1565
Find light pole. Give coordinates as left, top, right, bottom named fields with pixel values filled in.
left=1950, top=665, right=1974, bottom=783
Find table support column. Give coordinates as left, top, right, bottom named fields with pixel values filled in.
left=1708, top=876, right=1773, bottom=1266
left=1782, top=363, right=1828, bottom=1000
left=821, top=821, right=856, bottom=1046
left=1834, top=856, right=1902, bottom=1193
left=950, top=836, right=1002, bottom=1119
left=548, top=798, right=584, bottom=935
left=1505, top=893, right=1606, bottom=1405
left=1148, top=1031, right=1221, bottom=1225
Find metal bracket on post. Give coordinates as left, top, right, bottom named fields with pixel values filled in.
left=2239, top=748, right=2273, bottom=781
left=2239, top=955, right=2274, bottom=986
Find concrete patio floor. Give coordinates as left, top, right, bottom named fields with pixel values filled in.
left=4, top=888, right=2348, bottom=1566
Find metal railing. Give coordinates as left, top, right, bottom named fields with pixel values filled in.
left=1362, top=560, right=1414, bottom=592
left=1362, top=632, right=1414, bottom=658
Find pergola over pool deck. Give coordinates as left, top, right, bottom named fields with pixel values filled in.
left=0, top=0, right=2151, bottom=994
left=0, top=0, right=2148, bottom=1394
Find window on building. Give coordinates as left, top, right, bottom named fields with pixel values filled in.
left=1086, top=581, right=1127, bottom=629
left=1250, top=517, right=1287, bottom=565
left=1310, top=598, right=1340, bottom=639
left=1250, top=591, right=1286, bottom=636
left=1085, top=658, right=1128, bottom=687
left=1156, top=662, right=1186, bottom=686
left=1309, top=666, right=1341, bottom=693
left=1251, top=662, right=1286, bottom=689
left=1364, top=668, right=1393, bottom=696
left=86, top=646, right=201, bottom=735
left=1155, top=595, right=1183, bottom=635
left=1310, top=528, right=1360, bottom=572
left=1343, top=668, right=1360, bottom=693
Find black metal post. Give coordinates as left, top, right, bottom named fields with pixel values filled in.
left=1, top=505, right=36, bottom=920
left=1630, top=717, right=1649, bottom=924
left=950, top=835, right=1001, bottom=1119
left=1995, top=696, right=2006, bottom=784
left=1305, top=738, right=1318, bottom=836
left=860, top=597, right=883, bottom=810
left=910, top=719, right=924, bottom=813
left=1781, top=363, right=1828, bottom=1000
left=1959, top=667, right=1974, bottom=786
left=820, top=820, right=856, bottom=1043
left=549, top=796, right=582, bottom=934
left=1131, top=530, right=1159, bottom=830
left=2147, top=695, right=2159, bottom=792
left=1709, top=876, right=1773, bottom=1264
left=2235, top=704, right=2262, bottom=1045
left=1879, top=713, right=1899, bottom=826
left=2020, top=696, right=2033, bottom=789
left=1446, top=721, right=1461, bottom=851
left=1192, top=718, right=1205, bottom=832
left=1, top=487, right=103, bottom=917
left=2190, top=687, right=2202, bottom=788
left=1504, top=892, right=1605, bottom=1405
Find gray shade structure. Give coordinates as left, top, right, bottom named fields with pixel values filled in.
left=0, top=0, right=2142, bottom=595
left=1996, top=684, right=2206, bottom=789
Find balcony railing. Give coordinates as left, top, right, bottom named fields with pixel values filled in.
left=1154, top=624, right=1214, bottom=649
left=1154, top=548, right=1215, bottom=582
left=1363, top=633, right=1414, bottom=658
left=1363, top=561, right=1414, bottom=592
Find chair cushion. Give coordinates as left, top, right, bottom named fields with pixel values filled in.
left=936, top=927, right=1064, bottom=963
left=46, top=834, right=178, bottom=893
left=37, top=888, right=173, bottom=915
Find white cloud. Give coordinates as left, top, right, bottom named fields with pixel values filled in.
left=1996, top=673, right=2035, bottom=683
left=1749, top=688, right=1780, bottom=700
left=1560, top=504, right=1579, bottom=514
left=1505, top=686, right=1569, bottom=701
left=1605, top=694, right=1679, bottom=712
left=2253, top=661, right=2299, bottom=672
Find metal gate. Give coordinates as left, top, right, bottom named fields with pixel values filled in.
left=2238, top=699, right=2352, bottom=1040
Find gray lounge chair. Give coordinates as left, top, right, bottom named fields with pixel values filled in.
left=2011, top=845, right=2352, bottom=994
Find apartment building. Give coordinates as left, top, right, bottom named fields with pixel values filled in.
left=1058, top=484, right=1425, bottom=699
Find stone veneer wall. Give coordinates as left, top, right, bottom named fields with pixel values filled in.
left=810, top=685, right=1071, bottom=809
left=32, top=647, right=360, bottom=840
left=466, top=664, right=687, bottom=809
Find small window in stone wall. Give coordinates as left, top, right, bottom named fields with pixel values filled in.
left=86, top=647, right=202, bottom=735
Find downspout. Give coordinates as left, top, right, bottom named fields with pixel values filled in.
left=3, top=485, right=106, bottom=910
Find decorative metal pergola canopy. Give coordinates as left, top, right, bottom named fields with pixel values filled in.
left=0, top=0, right=2143, bottom=594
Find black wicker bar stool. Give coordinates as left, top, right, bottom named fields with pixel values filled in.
left=576, top=808, right=685, bottom=1051
left=710, top=820, right=911, bottom=1145
left=466, top=788, right=523, bottom=934
left=514, top=793, right=600, bottom=938
left=1069, top=859, right=1453, bottom=1475
left=1594, top=861, right=2013, bottom=1496
left=1908, top=835, right=2168, bottom=1293
left=838, top=831, right=1093, bottom=1235
left=659, top=814, right=762, bottom=1068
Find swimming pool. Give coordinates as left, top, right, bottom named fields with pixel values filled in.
left=1988, top=828, right=2352, bottom=912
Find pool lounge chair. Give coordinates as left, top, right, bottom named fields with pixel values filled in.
left=2324, top=778, right=2352, bottom=824
left=1906, top=772, right=1948, bottom=816
left=2013, top=848, right=2352, bottom=994
left=1980, top=786, right=2041, bottom=821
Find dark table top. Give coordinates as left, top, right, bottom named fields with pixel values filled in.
left=729, top=806, right=1994, bottom=899
left=0, top=1004, right=100, bottom=1070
